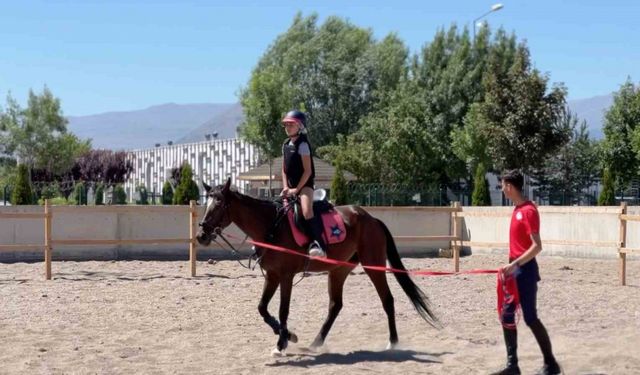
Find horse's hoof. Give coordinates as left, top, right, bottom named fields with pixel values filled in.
left=288, top=332, right=298, bottom=343
left=271, top=347, right=285, bottom=357
left=386, top=341, right=399, bottom=350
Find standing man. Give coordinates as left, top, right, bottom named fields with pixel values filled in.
left=492, top=170, right=561, bottom=375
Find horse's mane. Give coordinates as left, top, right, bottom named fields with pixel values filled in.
left=233, top=190, right=279, bottom=209
left=213, top=185, right=279, bottom=215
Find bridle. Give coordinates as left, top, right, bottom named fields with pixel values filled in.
left=198, top=194, right=257, bottom=269
left=198, top=194, right=230, bottom=239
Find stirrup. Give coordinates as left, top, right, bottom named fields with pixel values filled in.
left=308, top=241, right=326, bottom=258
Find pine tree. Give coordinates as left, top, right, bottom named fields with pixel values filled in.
left=598, top=168, right=616, bottom=206
left=70, top=181, right=86, bottom=205
left=95, top=183, right=104, bottom=205
left=330, top=165, right=349, bottom=205
left=472, top=162, right=491, bottom=206
left=113, top=184, right=127, bottom=204
left=135, top=184, right=149, bottom=205
left=173, top=163, right=200, bottom=205
left=162, top=181, right=173, bottom=205
left=11, top=164, right=33, bottom=205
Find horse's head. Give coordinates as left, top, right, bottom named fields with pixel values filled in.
left=196, top=178, right=234, bottom=246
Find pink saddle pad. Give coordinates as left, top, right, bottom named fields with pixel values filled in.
left=286, top=208, right=347, bottom=247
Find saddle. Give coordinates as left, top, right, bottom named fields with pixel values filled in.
left=284, top=189, right=347, bottom=247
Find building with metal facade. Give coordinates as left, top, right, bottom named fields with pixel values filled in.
left=124, top=138, right=259, bottom=202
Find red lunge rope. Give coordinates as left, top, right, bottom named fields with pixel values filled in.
left=223, top=232, right=498, bottom=277
left=497, top=270, right=520, bottom=329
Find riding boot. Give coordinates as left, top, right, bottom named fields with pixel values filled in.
left=306, top=216, right=327, bottom=258
left=491, top=328, right=520, bottom=375
left=529, top=319, right=561, bottom=375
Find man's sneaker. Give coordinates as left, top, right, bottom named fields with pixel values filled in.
left=491, top=365, right=521, bottom=375
left=308, top=241, right=326, bottom=258
left=536, top=361, right=561, bottom=375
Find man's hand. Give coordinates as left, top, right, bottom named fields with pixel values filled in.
left=502, top=261, right=519, bottom=276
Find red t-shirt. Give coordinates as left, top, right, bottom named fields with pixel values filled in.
left=509, top=201, right=540, bottom=259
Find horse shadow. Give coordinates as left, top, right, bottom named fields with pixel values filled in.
left=266, top=348, right=451, bottom=368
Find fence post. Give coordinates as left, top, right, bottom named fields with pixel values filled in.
left=189, top=200, right=197, bottom=277
left=44, top=199, right=52, bottom=280
left=452, top=201, right=461, bottom=272
left=619, top=202, right=628, bottom=286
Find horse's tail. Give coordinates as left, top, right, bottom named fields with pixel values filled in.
left=376, top=218, right=439, bottom=328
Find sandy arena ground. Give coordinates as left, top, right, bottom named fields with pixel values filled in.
left=1, top=254, right=639, bottom=375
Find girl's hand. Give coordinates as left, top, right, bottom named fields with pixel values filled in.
left=287, top=188, right=298, bottom=197
left=280, top=188, right=289, bottom=196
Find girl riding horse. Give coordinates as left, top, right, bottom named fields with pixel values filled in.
left=196, top=178, right=438, bottom=356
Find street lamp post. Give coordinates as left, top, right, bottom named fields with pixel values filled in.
left=473, top=3, right=504, bottom=38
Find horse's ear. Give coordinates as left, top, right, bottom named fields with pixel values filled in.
left=202, top=181, right=212, bottom=193
left=222, top=177, right=232, bottom=193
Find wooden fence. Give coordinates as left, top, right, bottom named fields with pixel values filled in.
left=0, top=200, right=198, bottom=280
left=0, top=201, right=636, bottom=284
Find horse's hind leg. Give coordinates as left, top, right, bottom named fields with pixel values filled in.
left=310, top=265, right=354, bottom=349
left=364, top=267, right=399, bottom=349
left=258, top=272, right=298, bottom=343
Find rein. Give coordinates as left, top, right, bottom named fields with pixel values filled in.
left=210, top=228, right=256, bottom=270
left=202, top=194, right=301, bottom=273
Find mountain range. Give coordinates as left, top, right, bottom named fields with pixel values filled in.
left=67, top=103, right=239, bottom=150
left=66, top=94, right=614, bottom=151
left=567, top=94, right=613, bottom=139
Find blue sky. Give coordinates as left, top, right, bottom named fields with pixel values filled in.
left=1, top=0, right=639, bottom=116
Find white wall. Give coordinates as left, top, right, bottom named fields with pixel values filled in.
left=125, top=138, right=259, bottom=202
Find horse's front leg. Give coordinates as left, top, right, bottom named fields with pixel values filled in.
left=258, top=271, right=281, bottom=334
left=273, top=274, right=294, bottom=356
left=258, top=272, right=298, bottom=347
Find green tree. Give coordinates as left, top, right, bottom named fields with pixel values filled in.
left=330, top=165, right=349, bottom=205
left=173, top=163, right=200, bottom=205
left=598, top=168, right=616, bottom=205
left=112, top=184, right=127, bottom=204
left=37, top=133, right=91, bottom=178
left=240, top=13, right=408, bottom=158
left=471, top=162, right=491, bottom=206
left=95, top=183, right=104, bottom=205
left=39, top=182, right=62, bottom=200
left=602, top=79, right=640, bottom=192
left=69, top=181, right=86, bottom=205
left=11, top=164, right=33, bottom=205
left=325, top=25, right=513, bottom=188
left=135, top=184, right=149, bottom=205
left=472, top=44, right=569, bottom=172
left=531, top=110, right=599, bottom=204
left=0, top=87, right=71, bottom=171
left=162, top=181, right=173, bottom=205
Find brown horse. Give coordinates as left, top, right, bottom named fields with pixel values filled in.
left=196, top=178, right=437, bottom=355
